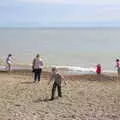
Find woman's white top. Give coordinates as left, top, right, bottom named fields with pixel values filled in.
left=33, top=58, right=44, bottom=69
left=6, top=56, right=12, bottom=64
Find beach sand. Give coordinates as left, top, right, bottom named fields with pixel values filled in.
left=0, top=70, right=120, bottom=120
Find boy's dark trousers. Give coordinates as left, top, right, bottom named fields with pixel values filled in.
left=34, top=68, right=42, bottom=82
left=51, top=82, right=62, bottom=99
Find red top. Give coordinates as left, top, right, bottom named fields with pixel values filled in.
left=96, top=64, right=101, bottom=73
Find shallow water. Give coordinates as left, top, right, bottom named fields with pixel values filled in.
left=0, top=28, right=120, bottom=72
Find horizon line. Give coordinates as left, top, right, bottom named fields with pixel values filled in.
left=0, top=26, right=120, bottom=29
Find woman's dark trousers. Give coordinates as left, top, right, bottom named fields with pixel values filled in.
left=34, top=68, right=42, bottom=82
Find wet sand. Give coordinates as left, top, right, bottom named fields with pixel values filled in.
left=0, top=70, right=120, bottom=120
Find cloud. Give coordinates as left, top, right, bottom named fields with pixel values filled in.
left=65, top=6, right=120, bottom=22
left=18, top=0, right=120, bottom=5
left=1, top=0, right=120, bottom=27
left=43, top=5, right=120, bottom=23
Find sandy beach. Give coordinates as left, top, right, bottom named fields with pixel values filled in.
left=0, top=70, right=120, bottom=120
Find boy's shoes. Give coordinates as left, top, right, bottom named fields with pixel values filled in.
left=49, top=96, right=62, bottom=101
left=49, top=98, right=54, bottom=101
left=33, top=81, right=40, bottom=83
left=58, top=95, right=62, bottom=97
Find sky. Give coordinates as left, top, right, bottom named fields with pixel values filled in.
left=0, top=0, right=120, bottom=27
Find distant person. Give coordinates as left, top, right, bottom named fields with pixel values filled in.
left=115, top=59, right=120, bottom=80
left=96, top=64, right=101, bottom=74
left=32, top=54, right=44, bottom=83
left=96, top=64, right=102, bottom=80
left=48, top=67, right=66, bottom=100
left=6, top=54, right=12, bottom=71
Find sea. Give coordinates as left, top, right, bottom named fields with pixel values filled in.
left=0, top=27, right=120, bottom=74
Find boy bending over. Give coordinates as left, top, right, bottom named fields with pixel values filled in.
left=48, top=67, right=66, bottom=100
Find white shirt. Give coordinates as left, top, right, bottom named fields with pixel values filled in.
left=6, top=56, right=12, bottom=64
left=33, top=58, right=43, bottom=69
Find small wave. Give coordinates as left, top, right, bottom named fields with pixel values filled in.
left=0, top=66, right=6, bottom=70
left=52, top=65, right=116, bottom=74
left=52, top=65, right=96, bottom=74
left=103, top=69, right=116, bottom=73
left=0, top=64, right=116, bottom=74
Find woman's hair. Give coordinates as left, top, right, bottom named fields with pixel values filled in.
left=36, top=54, right=40, bottom=58
left=116, top=59, right=119, bottom=62
left=8, top=54, right=12, bottom=57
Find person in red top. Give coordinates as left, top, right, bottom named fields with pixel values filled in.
left=115, top=59, right=120, bottom=80
left=96, top=64, right=102, bottom=80
left=96, top=64, right=101, bottom=74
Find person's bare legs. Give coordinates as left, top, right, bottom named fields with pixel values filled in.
left=5, top=63, right=11, bottom=72
left=8, top=63, right=11, bottom=71
left=97, top=73, right=102, bottom=81
left=118, top=72, right=120, bottom=81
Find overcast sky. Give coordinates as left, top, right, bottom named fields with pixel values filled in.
left=0, top=0, right=120, bottom=27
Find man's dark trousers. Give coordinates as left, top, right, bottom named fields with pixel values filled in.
left=51, top=82, right=62, bottom=99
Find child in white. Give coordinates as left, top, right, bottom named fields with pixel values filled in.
left=6, top=54, right=12, bottom=71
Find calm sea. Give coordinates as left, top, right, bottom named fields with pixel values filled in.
left=0, top=28, right=120, bottom=72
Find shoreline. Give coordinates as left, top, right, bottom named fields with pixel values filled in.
left=0, top=68, right=117, bottom=82
left=0, top=65, right=117, bottom=76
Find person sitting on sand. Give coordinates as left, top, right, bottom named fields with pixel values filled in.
left=32, top=54, right=44, bottom=83
left=48, top=67, right=66, bottom=100
left=115, top=59, right=120, bottom=80
left=6, top=54, right=12, bottom=71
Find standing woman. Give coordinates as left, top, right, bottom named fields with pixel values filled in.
left=32, top=54, right=44, bottom=83
left=6, top=54, right=12, bottom=71
left=116, top=59, right=120, bottom=80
